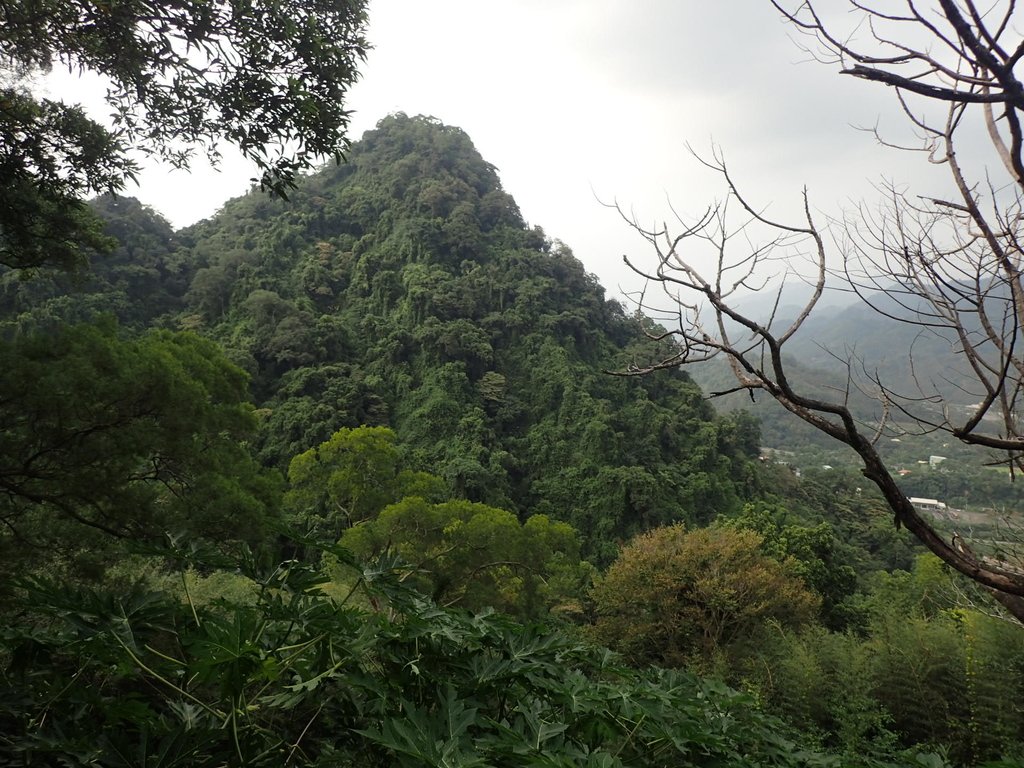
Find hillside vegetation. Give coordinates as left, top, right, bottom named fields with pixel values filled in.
left=3, top=115, right=1024, bottom=767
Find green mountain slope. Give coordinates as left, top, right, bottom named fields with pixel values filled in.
left=87, top=114, right=755, bottom=562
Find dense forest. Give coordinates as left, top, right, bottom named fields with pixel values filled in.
left=4, top=114, right=1024, bottom=766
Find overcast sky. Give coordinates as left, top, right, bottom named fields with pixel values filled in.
left=46, top=1, right=964, bottom=301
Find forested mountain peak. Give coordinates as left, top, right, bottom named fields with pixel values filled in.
left=155, top=114, right=753, bottom=561
left=0, top=114, right=756, bottom=564
left=336, top=113, right=521, bottom=230
left=186, top=113, right=528, bottom=266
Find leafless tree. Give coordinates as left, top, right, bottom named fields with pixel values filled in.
left=620, top=0, right=1024, bottom=622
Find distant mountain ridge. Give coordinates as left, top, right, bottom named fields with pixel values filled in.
left=690, top=275, right=1015, bottom=457
left=726, top=280, right=992, bottom=408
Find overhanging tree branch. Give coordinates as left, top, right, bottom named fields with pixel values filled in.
left=621, top=0, right=1024, bottom=623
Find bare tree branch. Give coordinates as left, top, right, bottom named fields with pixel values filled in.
left=622, top=0, right=1024, bottom=622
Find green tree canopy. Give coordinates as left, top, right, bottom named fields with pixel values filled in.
left=0, top=320, right=279, bottom=580
left=590, top=524, right=820, bottom=669
left=0, top=195, right=190, bottom=330
left=286, top=426, right=446, bottom=539
left=723, top=502, right=859, bottom=629
left=1, top=0, right=369, bottom=270
left=340, top=498, right=592, bottom=618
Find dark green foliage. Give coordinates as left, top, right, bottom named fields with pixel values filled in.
left=2, top=102, right=1009, bottom=765
left=1, top=0, right=369, bottom=206
left=0, top=195, right=189, bottom=329
left=723, top=502, right=859, bottom=629
left=740, top=626, right=904, bottom=757
left=763, top=465, right=921, bottom=578
left=0, top=320, right=280, bottom=581
left=0, top=0, right=368, bottom=304
left=0, top=540, right=931, bottom=768
left=0, top=89, right=123, bottom=270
